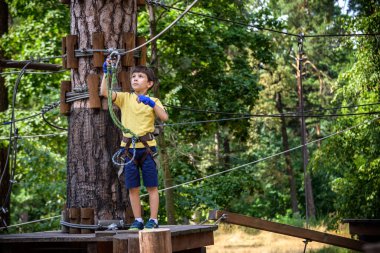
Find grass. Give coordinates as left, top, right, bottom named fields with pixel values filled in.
left=206, top=223, right=358, bottom=253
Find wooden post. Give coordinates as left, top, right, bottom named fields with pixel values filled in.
left=69, top=207, right=81, bottom=234
left=122, top=32, right=135, bottom=67
left=60, top=80, right=71, bottom=115
left=136, top=37, right=147, bottom=66
left=66, top=35, right=78, bottom=69
left=61, top=208, right=69, bottom=233
left=62, top=37, right=67, bottom=69
left=139, top=228, right=172, bottom=253
left=119, top=70, right=131, bottom=92
left=88, top=74, right=101, bottom=109
left=92, top=32, right=104, bottom=67
left=81, top=208, right=94, bottom=234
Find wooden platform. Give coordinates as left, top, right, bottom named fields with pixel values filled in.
left=0, top=225, right=217, bottom=253
left=343, top=219, right=380, bottom=243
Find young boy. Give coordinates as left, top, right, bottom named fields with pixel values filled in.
left=101, top=61, right=168, bottom=230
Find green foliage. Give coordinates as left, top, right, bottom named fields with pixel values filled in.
left=0, top=0, right=379, bottom=234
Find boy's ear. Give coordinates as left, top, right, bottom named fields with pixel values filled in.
left=147, top=81, right=154, bottom=88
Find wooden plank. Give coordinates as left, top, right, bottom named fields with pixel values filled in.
left=136, top=37, right=147, bottom=66
left=92, top=32, right=104, bottom=67
left=172, top=231, right=213, bottom=252
left=139, top=228, right=172, bottom=253
left=122, top=32, right=135, bottom=67
left=364, top=243, right=380, bottom=253
left=81, top=208, right=94, bottom=234
left=62, top=37, right=67, bottom=68
left=209, top=210, right=364, bottom=251
left=66, top=35, right=78, bottom=69
left=69, top=208, right=81, bottom=234
left=87, top=74, right=101, bottom=109
left=60, top=81, right=71, bottom=115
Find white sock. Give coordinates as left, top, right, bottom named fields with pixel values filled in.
left=135, top=218, right=144, bottom=223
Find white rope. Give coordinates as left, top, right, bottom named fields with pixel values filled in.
left=0, top=215, right=61, bottom=230
left=140, top=116, right=380, bottom=197
left=0, top=132, right=67, bottom=140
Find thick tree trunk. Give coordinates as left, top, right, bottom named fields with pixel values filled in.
left=275, top=92, right=299, bottom=214
left=148, top=4, right=176, bottom=224
left=67, top=0, right=137, bottom=221
left=0, top=0, right=10, bottom=227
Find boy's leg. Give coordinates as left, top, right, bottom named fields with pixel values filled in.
left=129, top=187, right=142, bottom=218
left=146, top=186, right=159, bottom=219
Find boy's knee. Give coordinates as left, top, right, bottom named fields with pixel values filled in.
left=129, top=187, right=140, bottom=194
left=146, top=186, right=158, bottom=193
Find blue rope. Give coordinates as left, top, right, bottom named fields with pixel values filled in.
left=112, top=137, right=137, bottom=166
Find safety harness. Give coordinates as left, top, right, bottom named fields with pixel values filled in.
left=121, top=133, right=158, bottom=166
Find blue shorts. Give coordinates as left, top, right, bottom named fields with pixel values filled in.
left=124, top=147, right=158, bottom=189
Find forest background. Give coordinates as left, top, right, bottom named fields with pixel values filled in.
left=0, top=0, right=379, bottom=234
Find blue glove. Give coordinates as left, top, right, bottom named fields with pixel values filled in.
left=103, top=60, right=112, bottom=74
left=138, top=95, right=155, bottom=108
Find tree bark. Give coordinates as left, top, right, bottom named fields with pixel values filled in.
left=148, top=4, right=176, bottom=224
left=67, top=0, right=137, bottom=221
left=0, top=0, right=10, bottom=227
left=275, top=92, right=299, bottom=214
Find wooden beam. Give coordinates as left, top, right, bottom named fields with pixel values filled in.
left=209, top=210, right=365, bottom=252
left=0, top=59, right=62, bottom=71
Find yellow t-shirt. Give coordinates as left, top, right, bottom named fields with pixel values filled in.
left=114, top=92, right=164, bottom=148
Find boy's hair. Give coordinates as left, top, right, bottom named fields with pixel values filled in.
left=131, top=66, right=156, bottom=88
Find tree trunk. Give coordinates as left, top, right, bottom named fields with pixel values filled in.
left=148, top=4, right=176, bottom=224
left=297, top=53, right=315, bottom=219
left=223, top=136, right=230, bottom=168
left=0, top=0, right=10, bottom=227
left=275, top=92, right=299, bottom=214
left=67, top=0, right=137, bottom=221
left=214, top=131, right=223, bottom=165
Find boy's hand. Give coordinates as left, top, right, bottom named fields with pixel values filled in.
left=137, top=95, right=155, bottom=108
left=103, top=58, right=112, bottom=74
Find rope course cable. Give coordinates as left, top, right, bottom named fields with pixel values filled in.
left=0, top=69, right=68, bottom=75
left=147, top=1, right=380, bottom=38
left=0, top=215, right=61, bottom=231
left=0, top=132, right=67, bottom=140
left=140, top=116, right=380, bottom=197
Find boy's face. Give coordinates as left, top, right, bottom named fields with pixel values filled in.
left=131, top=72, right=154, bottom=94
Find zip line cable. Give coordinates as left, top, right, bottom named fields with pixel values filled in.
left=140, top=116, right=380, bottom=197
left=118, top=0, right=199, bottom=57
left=148, top=1, right=380, bottom=38
left=165, top=102, right=380, bottom=116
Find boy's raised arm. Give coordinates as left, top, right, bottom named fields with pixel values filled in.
left=100, top=61, right=117, bottom=101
